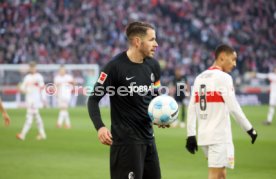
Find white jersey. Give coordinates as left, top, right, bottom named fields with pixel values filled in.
left=257, top=73, right=276, bottom=105
left=54, top=74, right=74, bottom=100
left=187, top=67, right=252, bottom=145
left=20, top=73, right=45, bottom=108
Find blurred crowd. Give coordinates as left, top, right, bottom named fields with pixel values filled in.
left=0, top=0, right=275, bottom=85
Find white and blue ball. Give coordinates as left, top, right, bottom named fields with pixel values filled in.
left=148, top=95, right=179, bottom=125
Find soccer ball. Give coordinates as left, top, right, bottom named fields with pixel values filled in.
left=148, top=95, right=179, bottom=125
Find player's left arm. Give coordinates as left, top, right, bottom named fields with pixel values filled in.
left=152, top=59, right=161, bottom=96
left=221, top=75, right=257, bottom=144
left=151, top=59, right=170, bottom=128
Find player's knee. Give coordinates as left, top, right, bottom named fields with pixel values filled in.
left=218, top=169, right=226, bottom=179
left=35, top=117, right=43, bottom=124
left=24, top=120, right=33, bottom=126
left=208, top=168, right=226, bottom=179
left=26, top=114, right=32, bottom=119
left=218, top=173, right=226, bottom=179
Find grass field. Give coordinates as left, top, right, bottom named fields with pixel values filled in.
left=0, top=106, right=276, bottom=179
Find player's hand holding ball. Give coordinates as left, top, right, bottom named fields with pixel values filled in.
left=153, top=122, right=170, bottom=128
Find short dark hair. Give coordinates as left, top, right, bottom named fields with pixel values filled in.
left=215, top=44, right=235, bottom=59
left=125, top=21, right=154, bottom=40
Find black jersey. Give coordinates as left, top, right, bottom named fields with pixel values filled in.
left=88, top=51, right=161, bottom=145
left=173, top=75, right=188, bottom=102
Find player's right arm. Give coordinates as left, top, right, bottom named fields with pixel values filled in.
left=187, top=87, right=197, bottom=137
left=87, top=62, right=115, bottom=146
left=186, top=79, right=198, bottom=154
left=38, top=74, right=47, bottom=107
left=53, top=76, right=60, bottom=98
left=19, top=76, right=27, bottom=93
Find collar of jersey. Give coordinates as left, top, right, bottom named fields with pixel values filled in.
left=208, top=66, right=222, bottom=71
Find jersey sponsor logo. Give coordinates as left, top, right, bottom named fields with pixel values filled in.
left=97, top=72, right=108, bottom=84
left=128, top=85, right=152, bottom=93
left=195, top=91, right=224, bottom=103
left=171, top=109, right=178, bottom=118
left=126, top=76, right=135, bottom=80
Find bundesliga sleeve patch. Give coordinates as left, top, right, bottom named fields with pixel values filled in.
left=97, top=72, right=108, bottom=84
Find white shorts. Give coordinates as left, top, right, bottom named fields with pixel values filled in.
left=202, top=143, right=235, bottom=169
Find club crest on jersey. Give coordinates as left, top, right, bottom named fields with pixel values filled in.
left=151, top=73, right=155, bottom=82
left=97, top=72, right=108, bottom=84
left=128, top=172, right=135, bottom=179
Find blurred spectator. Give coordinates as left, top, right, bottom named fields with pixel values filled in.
left=0, top=0, right=275, bottom=85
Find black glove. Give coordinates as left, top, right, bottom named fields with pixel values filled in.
left=247, top=128, right=257, bottom=144
left=186, top=136, right=198, bottom=154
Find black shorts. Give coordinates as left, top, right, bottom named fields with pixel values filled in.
left=174, top=94, right=185, bottom=103
left=110, top=141, right=161, bottom=179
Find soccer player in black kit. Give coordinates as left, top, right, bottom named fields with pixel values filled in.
left=171, top=67, right=189, bottom=128
left=87, top=21, right=164, bottom=179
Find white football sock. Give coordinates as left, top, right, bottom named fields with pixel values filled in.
left=267, top=106, right=275, bottom=123
left=21, top=112, right=34, bottom=139
left=35, top=112, right=46, bottom=138
left=57, top=110, right=65, bottom=126
left=64, top=110, right=71, bottom=127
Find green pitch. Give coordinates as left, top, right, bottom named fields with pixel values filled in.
left=0, top=106, right=276, bottom=179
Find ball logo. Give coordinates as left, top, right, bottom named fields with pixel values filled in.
left=128, top=171, right=135, bottom=179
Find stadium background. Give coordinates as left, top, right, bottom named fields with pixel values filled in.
left=0, top=0, right=276, bottom=179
